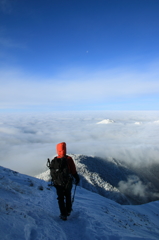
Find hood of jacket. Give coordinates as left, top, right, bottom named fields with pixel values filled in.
left=56, top=142, right=66, bottom=158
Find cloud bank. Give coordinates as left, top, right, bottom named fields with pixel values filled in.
left=0, top=111, right=159, bottom=176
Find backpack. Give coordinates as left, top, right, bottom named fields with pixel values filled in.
left=49, top=156, right=72, bottom=188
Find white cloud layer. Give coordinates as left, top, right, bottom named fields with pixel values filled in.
left=0, top=111, right=159, bottom=176
left=0, top=63, right=159, bottom=110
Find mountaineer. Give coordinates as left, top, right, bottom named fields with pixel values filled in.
left=47, top=142, right=80, bottom=220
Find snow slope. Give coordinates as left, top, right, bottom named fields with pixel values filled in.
left=0, top=166, right=159, bottom=240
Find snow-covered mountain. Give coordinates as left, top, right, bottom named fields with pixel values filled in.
left=37, top=154, right=159, bottom=205
left=0, top=165, right=159, bottom=240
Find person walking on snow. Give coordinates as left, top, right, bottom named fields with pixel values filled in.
left=48, top=142, right=80, bottom=221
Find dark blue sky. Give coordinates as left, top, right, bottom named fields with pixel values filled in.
left=0, top=0, right=159, bottom=112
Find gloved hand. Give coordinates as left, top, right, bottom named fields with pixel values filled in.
left=73, top=173, right=80, bottom=185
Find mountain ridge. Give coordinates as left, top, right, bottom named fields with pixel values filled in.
left=37, top=154, right=159, bottom=205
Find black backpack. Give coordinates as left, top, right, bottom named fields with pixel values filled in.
left=49, top=156, right=72, bottom=188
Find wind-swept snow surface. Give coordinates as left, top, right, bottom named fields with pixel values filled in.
left=0, top=166, right=159, bottom=240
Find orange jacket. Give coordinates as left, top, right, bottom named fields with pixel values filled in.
left=56, top=142, right=77, bottom=176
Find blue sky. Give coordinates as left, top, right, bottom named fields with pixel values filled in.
left=0, top=0, right=159, bottom=112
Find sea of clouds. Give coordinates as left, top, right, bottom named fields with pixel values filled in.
left=0, top=111, right=159, bottom=177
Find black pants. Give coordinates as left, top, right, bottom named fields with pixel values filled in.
left=56, top=185, right=72, bottom=216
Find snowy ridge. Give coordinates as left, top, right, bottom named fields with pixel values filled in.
left=0, top=166, right=159, bottom=240
left=37, top=154, right=159, bottom=205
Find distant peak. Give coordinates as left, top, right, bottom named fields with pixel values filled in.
left=96, top=119, right=115, bottom=124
